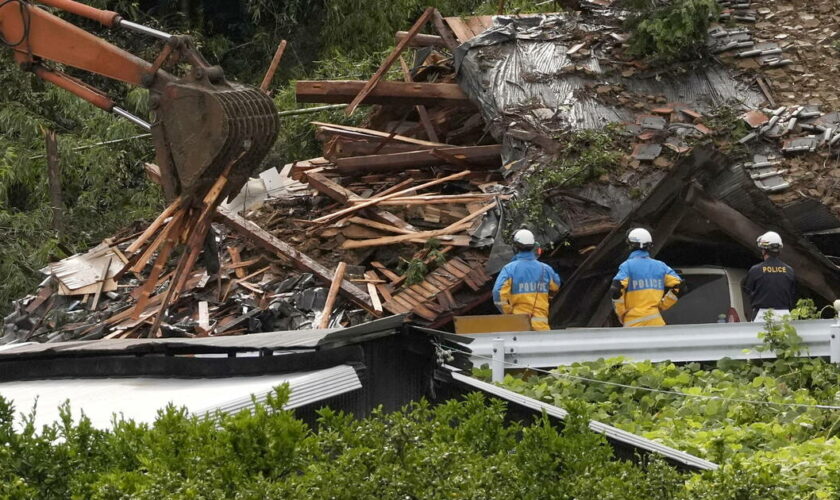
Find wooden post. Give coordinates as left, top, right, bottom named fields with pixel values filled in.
left=345, top=7, right=435, bottom=115
left=259, top=40, right=287, bottom=93
left=399, top=55, right=440, bottom=143
left=44, top=130, right=65, bottom=236
left=319, top=262, right=347, bottom=329
left=497, top=0, right=506, bottom=14
left=89, top=256, right=112, bottom=311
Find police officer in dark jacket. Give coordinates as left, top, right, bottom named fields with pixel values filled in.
left=744, top=231, right=796, bottom=322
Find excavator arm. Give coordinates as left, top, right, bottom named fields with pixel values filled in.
left=0, top=0, right=279, bottom=202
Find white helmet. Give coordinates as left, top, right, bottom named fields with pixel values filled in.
left=757, top=231, right=783, bottom=251
left=628, top=228, right=653, bottom=249
left=513, top=229, right=536, bottom=249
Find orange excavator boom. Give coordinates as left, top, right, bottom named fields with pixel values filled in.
left=0, top=0, right=279, bottom=202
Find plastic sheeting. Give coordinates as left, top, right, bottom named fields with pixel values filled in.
left=456, top=14, right=763, bottom=151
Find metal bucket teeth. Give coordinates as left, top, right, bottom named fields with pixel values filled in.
left=156, top=80, right=279, bottom=201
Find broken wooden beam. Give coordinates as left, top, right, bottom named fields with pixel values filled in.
left=346, top=7, right=435, bottom=115
left=685, top=186, right=840, bottom=303
left=312, top=122, right=446, bottom=147
left=364, top=271, right=384, bottom=315
left=319, top=262, right=346, bottom=329
left=399, top=55, right=440, bottom=143
left=216, top=207, right=374, bottom=312
left=341, top=201, right=496, bottom=249
left=304, top=169, right=417, bottom=231
left=312, top=170, right=471, bottom=224
left=259, top=40, right=287, bottom=93
left=296, top=80, right=470, bottom=106
left=395, top=31, right=447, bottom=48
left=334, top=145, right=501, bottom=174
left=431, top=9, right=459, bottom=49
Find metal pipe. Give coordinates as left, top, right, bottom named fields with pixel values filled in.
left=113, top=107, right=151, bottom=130
left=491, top=338, right=505, bottom=382
left=117, top=20, right=172, bottom=41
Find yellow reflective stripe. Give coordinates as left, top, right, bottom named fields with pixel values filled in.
left=626, top=313, right=661, bottom=326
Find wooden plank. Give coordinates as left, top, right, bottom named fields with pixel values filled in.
left=395, top=31, right=447, bottom=48
left=304, top=169, right=417, bottom=231
left=348, top=216, right=415, bottom=235
left=399, top=55, right=440, bottom=143
left=259, top=40, right=287, bottom=93
left=314, top=170, right=472, bottom=224
left=345, top=7, right=435, bottom=115
left=371, top=261, right=402, bottom=283
left=297, top=80, right=470, bottom=106
left=445, top=15, right=494, bottom=42
left=364, top=271, right=384, bottom=315
left=372, top=178, right=415, bottom=197
left=351, top=194, right=502, bottom=206
left=312, top=121, right=446, bottom=147
left=334, top=145, right=501, bottom=174
left=431, top=9, right=459, bottom=49
left=89, top=256, right=112, bottom=311
left=341, top=201, right=495, bottom=249
left=216, top=207, right=374, bottom=311
left=126, top=196, right=182, bottom=254
left=319, top=262, right=346, bottom=329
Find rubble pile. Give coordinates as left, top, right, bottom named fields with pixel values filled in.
left=4, top=2, right=840, bottom=342
left=1, top=227, right=371, bottom=344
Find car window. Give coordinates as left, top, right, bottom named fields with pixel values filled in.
left=661, top=274, right=730, bottom=325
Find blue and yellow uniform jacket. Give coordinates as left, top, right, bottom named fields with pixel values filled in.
left=612, top=250, right=682, bottom=327
left=492, top=251, right=562, bottom=330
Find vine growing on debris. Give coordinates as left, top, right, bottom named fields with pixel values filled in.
left=486, top=316, right=840, bottom=496
left=510, top=124, right=625, bottom=228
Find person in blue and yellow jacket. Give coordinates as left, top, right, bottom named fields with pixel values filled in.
left=610, top=228, right=684, bottom=327
left=493, top=229, right=562, bottom=330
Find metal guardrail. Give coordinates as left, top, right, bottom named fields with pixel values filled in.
left=464, top=319, right=840, bottom=379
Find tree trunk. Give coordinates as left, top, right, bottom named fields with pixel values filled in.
left=44, top=129, right=64, bottom=237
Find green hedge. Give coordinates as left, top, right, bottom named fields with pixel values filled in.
left=0, top=383, right=815, bottom=499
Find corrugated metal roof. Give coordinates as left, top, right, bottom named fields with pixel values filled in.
left=447, top=369, right=718, bottom=471
left=0, top=315, right=406, bottom=360
left=0, top=365, right=361, bottom=430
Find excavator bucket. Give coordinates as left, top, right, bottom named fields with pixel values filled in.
left=152, top=77, right=280, bottom=203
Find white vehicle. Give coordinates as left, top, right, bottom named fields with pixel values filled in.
left=661, top=266, right=752, bottom=324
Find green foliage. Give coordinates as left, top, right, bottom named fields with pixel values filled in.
left=399, top=257, right=428, bottom=285
left=321, top=0, right=481, bottom=58
left=0, top=387, right=705, bottom=499
left=791, top=298, right=834, bottom=320
left=626, top=0, right=720, bottom=64
left=493, top=318, right=840, bottom=496
left=511, top=125, right=625, bottom=226
left=0, top=52, right=162, bottom=313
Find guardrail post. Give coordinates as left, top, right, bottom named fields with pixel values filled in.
left=491, top=337, right=505, bottom=382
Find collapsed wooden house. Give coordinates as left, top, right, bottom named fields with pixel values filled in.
left=5, top=3, right=840, bottom=343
